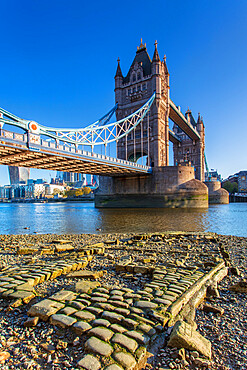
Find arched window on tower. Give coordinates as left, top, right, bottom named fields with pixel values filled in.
left=132, top=74, right=136, bottom=82
left=137, top=72, right=141, bottom=81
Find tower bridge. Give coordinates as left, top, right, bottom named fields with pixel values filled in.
left=0, top=40, right=228, bottom=207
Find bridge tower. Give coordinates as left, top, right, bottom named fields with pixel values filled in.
left=115, top=40, right=170, bottom=167
left=173, top=111, right=205, bottom=181
left=95, top=40, right=209, bottom=208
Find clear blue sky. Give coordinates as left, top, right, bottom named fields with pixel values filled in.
left=0, top=0, right=246, bottom=184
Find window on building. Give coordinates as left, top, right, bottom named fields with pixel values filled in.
left=137, top=85, right=141, bottom=91
left=132, top=74, right=136, bottom=82
left=128, top=89, right=131, bottom=96
left=137, top=72, right=141, bottom=81
left=133, top=87, right=136, bottom=93
left=142, top=83, right=147, bottom=90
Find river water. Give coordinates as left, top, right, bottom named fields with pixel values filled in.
left=0, top=202, right=246, bottom=237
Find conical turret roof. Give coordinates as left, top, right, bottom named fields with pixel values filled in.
left=115, top=58, right=123, bottom=78
left=152, top=40, right=160, bottom=62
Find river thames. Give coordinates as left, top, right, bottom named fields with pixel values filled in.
left=0, top=202, right=246, bottom=236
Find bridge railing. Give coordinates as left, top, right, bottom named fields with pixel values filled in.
left=0, top=128, right=151, bottom=171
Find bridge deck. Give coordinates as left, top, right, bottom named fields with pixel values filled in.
left=0, top=130, right=151, bottom=176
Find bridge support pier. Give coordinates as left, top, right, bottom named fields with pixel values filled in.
left=95, top=165, right=208, bottom=208
left=204, top=181, right=229, bottom=204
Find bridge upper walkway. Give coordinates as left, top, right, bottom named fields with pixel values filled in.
left=0, top=93, right=201, bottom=175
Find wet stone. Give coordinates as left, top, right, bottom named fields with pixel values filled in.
left=110, top=324, right=127, bottom=333
left=122, top=318, right=138, bottom=330
left=138, top=323, right=156, bottom=336
left=125, top=330, right=150, bottom=345
left=73, top=321, right=92, bottom=335
left=162, top=294, right=176, bottom=302
left=77, top=298, right=91, bottom=306
left=95, top=303, right=116, bottom=311
left=77, top=354, right=101, bottom=370
left=96, top=287, right=109, bottom=294
left=74, top=310, right=96, bottom=322
left=50, top=314, right=77, bottom=328
left=154, top=297, right=171, bottom=306
left=88, top=327, right=114, bottom=342
left=92, top=292, right=109, bottom=299
left=75, top=281, right=101, bottom=294
left=110, top=295, right=124, bottom=301
left=24, top=316, right=39, bottom=327
left=70, top=301, right=86, bottom=310
left=91, top=297, right=107, bottom=303
left=92, top=319, right=111, bottom=327
left=111, top=333, right=138, bottom=353
left=104, top=365, right=123, bottom=370
left=114, top=308, right=130, bottom=316
left=135, top=300, right=158, bottom=309
left=86, top=306, right=103, bottom=315
left=101, top=311, right=124, bottom=324
left=28, top=299, right=65, bottom=321
left=50, top=290, right=77, bottom=302
left=9, top=290, right=35, bottom=304
left=60, top=306, right=78, bottom=316
left=110, top=289, right=124, bottom=296
left=113, top=351, right=137, bottom=370
left=85, top=336, right=113, bottom=357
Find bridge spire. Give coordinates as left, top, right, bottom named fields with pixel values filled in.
left=163, top=54, right=169, bottom=75
left=137, top=38, right=146, bottom=51
left=115, top=57, right=123, bottom=78
left=152, top=40, right=160, bottom=62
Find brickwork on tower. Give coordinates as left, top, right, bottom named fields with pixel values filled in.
left=115, top=40, right=170, bottom=167
left=173, top=110, right=205, bottom=181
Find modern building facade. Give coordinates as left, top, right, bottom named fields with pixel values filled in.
left=8, top=166, right=30, bottom=184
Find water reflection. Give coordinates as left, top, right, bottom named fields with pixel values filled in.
left=0, top=202, right=246, bottom=237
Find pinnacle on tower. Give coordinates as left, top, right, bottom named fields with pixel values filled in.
left=197, top=113, right=204, bottom=124
left=163, top=54, right=169, bottom=74
left=115, top=57, right=123, bottom=78
left=137, top=38, right=146, bottom=51
left=152, top=40, right=160, bottom=62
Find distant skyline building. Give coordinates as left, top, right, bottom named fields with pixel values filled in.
left=56, top=171, right=98, bottom=187
left=8, top=166, right=30, bottom=185
left=57, top=171, right=86, bottom=184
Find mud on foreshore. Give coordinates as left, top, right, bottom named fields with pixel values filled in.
left=0, top=232, right=246, bottom=370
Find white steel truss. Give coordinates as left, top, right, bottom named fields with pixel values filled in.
left=0, top=94, right=155, bottom=150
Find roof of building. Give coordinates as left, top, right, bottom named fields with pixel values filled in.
left=123, top=46, right=152, bottom=84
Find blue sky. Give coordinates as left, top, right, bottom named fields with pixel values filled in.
left=0, top=0, right=246, bottom=184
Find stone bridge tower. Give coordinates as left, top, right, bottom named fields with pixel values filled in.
left=115, top=40, right=170, bottom=167
left=95, top=41, right=210, bottom=208
left=173, top=110, right=205, bottom=181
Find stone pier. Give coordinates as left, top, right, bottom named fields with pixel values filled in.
left=95, top=165, right=208, bottom=208
left=204, top=181, right=229, bottom=204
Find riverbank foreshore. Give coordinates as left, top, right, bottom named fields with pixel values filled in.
left=0, top=232, right=246, bottom=370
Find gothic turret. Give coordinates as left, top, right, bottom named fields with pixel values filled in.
left=197, top=113, right=204, bottom=131
left=115, top=58, right=123, bottom=79
left=115, top=58, right=123, bottom=104
left=152, top=40, right=161, bottom=62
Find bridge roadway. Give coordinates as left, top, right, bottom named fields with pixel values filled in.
left=0, top=129, right=151, bottom=176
